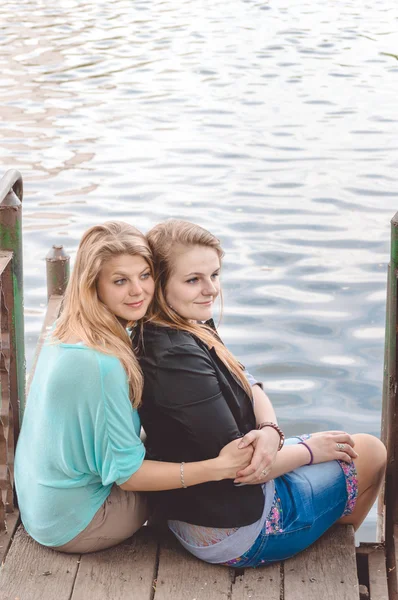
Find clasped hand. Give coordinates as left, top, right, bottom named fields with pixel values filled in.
left=233, top=429, right=358, bottom=485
left=234, top=427, right=280, bottom=485
left=219, top=429, right=358, bottom=485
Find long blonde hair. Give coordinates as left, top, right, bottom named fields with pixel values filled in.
left=53, top=221, right=153, bottom=407
left=146, top=220, right=252, bottom=398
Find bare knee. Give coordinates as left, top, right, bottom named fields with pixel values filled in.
left=352, top=433, right=386, bottom=483
left=352, top=433, right=386, bottom=466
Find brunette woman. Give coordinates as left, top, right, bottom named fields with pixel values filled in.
left=136, top=220, right=386, bottom=567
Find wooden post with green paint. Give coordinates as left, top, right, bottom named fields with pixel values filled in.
left=0, top=169, right=25, bottom=423
left=382, top=211, right=398, bottom=598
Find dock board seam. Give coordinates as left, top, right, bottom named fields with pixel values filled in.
left=68, top=554, right=82, bottom=600
left=150, top=539, right=161, bottom=600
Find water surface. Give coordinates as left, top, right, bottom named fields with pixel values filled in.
left=1, top=0, right=398, bottom=540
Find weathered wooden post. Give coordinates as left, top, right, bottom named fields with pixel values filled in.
left=378, top=263, right=391, bottom=543
left=382, top=212, right=398, bottom=599
left=0, top=170, right=25, bottom=421
left=46, top=245, right=70, bottom=300
left=0, top=170, right=24, bottom=533
left=24, top=246, right=70, bottom=400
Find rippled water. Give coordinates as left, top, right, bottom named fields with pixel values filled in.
left=1, top=0, right=398, bottom=540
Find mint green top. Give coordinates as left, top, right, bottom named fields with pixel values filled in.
left=15, top=340, right=145, bottom=547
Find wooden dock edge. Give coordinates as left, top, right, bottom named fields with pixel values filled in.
left=357, top=542, right=389, bottom=600
left=0, top=510, right=19, bottom=566
left=0, top=524, right=361, bottom=600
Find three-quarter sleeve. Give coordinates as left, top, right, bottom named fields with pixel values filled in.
left=94, top=354, right=145, bottom=486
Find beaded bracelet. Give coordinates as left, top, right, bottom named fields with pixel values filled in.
left=257, top=421, right=285, bottom=451
left=299, top=441, right=314, bottom=466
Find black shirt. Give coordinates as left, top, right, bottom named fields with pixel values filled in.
left=135, top=322, right=265, bottom=528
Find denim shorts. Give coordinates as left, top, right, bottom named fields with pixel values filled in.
left=224, top=436, right=358, bottom=568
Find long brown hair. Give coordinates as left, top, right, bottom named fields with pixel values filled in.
left=146, top=220, right=252, bottom=398
left=53, top=221, right=153, bottom=407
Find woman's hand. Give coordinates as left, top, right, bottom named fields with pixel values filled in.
left=216, top=438, right=254, bottom=480
left=234, top=427, right=280, bottom=484
left=304, top=431, right=358, bottom=464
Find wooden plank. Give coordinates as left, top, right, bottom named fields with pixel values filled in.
left=26, top=295, right=63, bottom=397
left=368, top=546, right=388, bottom=600
left=356, top=543, right=384, bottom=556
left=0, top=525, right=79, bottom=600
left=153, top=531, right=232, bottom=600
left=378, top=262, right=389, bottom=544
left=386, top=525, right=398, bottom=600
left=359, top=584, right=370, bottom=599
left=231, top=563, right=281, bottom=600
left=389, top=222, right=398, bottom=527
left=0, top=509, right=19, bottom=564
left=71, top=527, right=157, bottom=600
left=284, top=525, right=359, bottom=600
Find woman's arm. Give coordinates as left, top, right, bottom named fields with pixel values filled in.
left=236, top=443, right=309, bottom=483
left=251, top=384, right=277, bottom=425
left=97, top=352, right=252, bottom=493
left=234, top=431, right=358, bottom=484
left=120, top=438, right=253, bottom=492
left=234, top=384, right=280, bottom=483
left=242, top=370, right=277, bottom=425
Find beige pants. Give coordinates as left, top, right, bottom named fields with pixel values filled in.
left=51, top=485, right=149, bottom=554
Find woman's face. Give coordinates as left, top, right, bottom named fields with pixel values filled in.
left=166, top=245, right=221, bottom=321
left=97, top=253, right=154, bottom=323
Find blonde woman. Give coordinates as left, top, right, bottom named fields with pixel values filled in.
left=136, top=220, right=386, bottom=567
left=14, top=222, right=253, bottom=554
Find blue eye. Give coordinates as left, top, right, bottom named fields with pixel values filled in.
left=186, top=277, right=199, bottom=284
left=211, top=273, right=220, bottom=280
left=141, top=272, right=151, bottom=280
left=114, top=278, right=127, bottom=286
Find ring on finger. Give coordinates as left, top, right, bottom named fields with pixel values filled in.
left=336, top=443, right=345, bottom=451
left=261, top=468, right=269, bottom=476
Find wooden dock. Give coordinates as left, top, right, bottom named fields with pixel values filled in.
left=0, top=522, right=387, bottom=600
left=0, top=169, right=395, bottom=599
